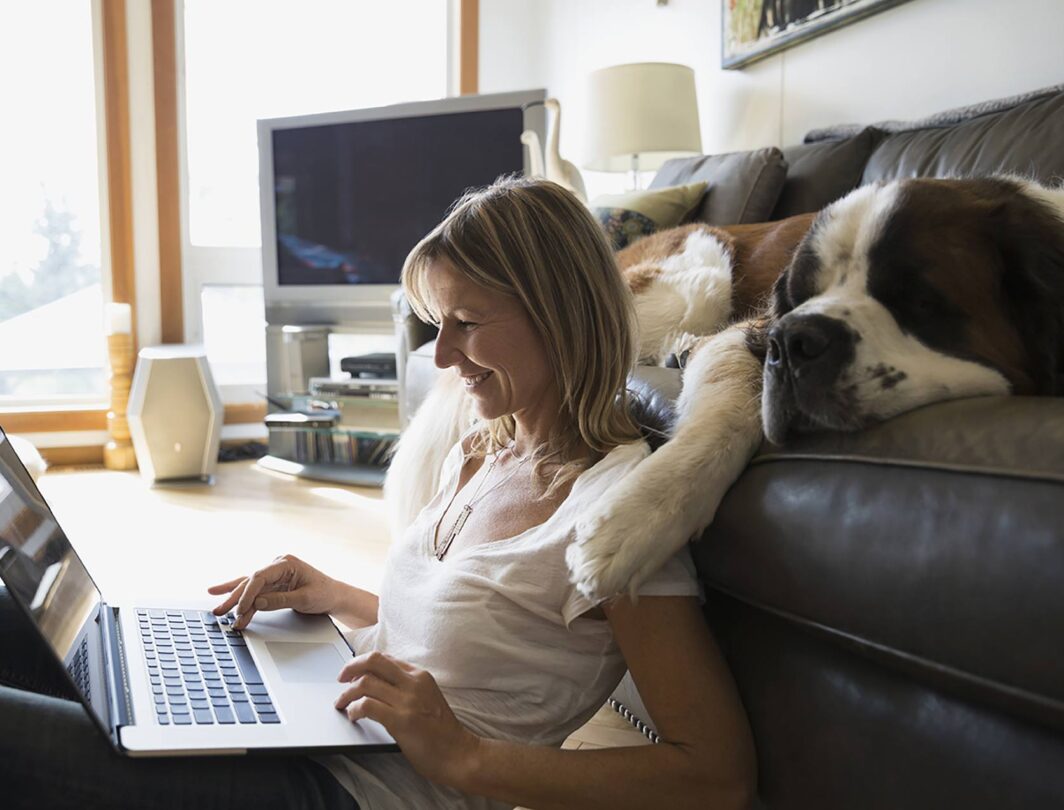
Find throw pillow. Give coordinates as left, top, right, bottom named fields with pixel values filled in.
left=591, top=182, right=708, bottom=250
left=770, top=127, right=882, bottom=219
left=648, top=147, right=788, bottom=226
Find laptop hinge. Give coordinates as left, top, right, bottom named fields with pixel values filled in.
left=98, top=603, right=134, bottom=736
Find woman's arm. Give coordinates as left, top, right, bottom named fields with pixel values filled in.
left=209, top=554, right=379, bottom=630
left=336, top=595, right=756, bottom=810
left=458, top=595, right=756, bottom=810
left=328, top=581, right=379, bottom=629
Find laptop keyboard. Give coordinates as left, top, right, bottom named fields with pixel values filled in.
left=67, top=636, right=91, bottom=704
left=136, top=609, right=279, bottom=726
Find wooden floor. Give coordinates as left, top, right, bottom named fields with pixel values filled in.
left=38, top=460, right=648, bottom=754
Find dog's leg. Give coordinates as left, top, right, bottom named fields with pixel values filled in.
left=384, top=372, right=470, bottom=539
left=567, top=324, right=764, bottom=600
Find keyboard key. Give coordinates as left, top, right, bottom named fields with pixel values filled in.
left=251, top=694, right=272, bottom=705
left=173, top=714, right=192, bottom=725
left=230, top=646, right=263, bottom=684
left=215, top=707, right=236, bottom=725
left=193, top=709, right=214, bottom=725
left=234, top=702, right=257, bottom=723
left=258, top=713, right=280, bottom=724
left=170, top=704, right=190, bottom=715
left=247, top=684, right=268, bottom=696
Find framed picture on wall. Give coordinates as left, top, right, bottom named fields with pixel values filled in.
left=722, top=0, right=914, bottom=70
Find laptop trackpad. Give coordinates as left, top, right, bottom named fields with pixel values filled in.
left=265, top=641, right=346, bottom=683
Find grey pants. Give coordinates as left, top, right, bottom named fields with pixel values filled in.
left=0, top=589, right=359, bottom=810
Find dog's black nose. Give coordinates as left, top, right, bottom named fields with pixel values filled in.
left=768, top=314, right=856, bottom=384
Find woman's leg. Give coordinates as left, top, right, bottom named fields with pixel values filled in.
left=0, top=586, right=79, bottom=698
left=0, top=590, right=358, bottom=810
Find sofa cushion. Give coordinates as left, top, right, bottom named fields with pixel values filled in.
left=591, top=182, right=708, bottom=250
left=649, top=147, right=788, bottom=226
left=695, top=396, right=1064, bottom=732
left=770, top=128, right=882, bottom=219
left=860, top=88, right=1064, bottom=185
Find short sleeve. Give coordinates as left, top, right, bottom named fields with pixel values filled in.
left=637, top=546, right=702, bottom=601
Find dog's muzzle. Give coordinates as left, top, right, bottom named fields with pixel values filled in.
left=763, top=313, right=859, bottom=443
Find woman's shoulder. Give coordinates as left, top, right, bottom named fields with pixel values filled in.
left=570, top=439, right=650, bottom=498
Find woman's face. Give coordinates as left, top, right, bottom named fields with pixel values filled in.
left=427, top=257, right=558, bottom=427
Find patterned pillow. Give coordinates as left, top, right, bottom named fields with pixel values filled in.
left=591, top=182, right=708, bottom=250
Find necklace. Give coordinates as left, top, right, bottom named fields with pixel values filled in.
left=434, top=443, right=531, bottom=561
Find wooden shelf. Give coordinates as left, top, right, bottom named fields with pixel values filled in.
left=258, top=454, right=387, bottom=487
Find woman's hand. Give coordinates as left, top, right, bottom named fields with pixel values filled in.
left=207, top=554, right=340, bottom=630
left=335, top=651, right=480, bottom=787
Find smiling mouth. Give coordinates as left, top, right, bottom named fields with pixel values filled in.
left=462, top=371, right=493, bottom=388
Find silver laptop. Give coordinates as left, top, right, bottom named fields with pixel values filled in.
left=0, top=426, right=396, bottom=757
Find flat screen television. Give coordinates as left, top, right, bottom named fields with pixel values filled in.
left=258, top=90, right=546, bottom=329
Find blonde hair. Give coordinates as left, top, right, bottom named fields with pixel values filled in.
left=402, top=176, right=642, bottom=494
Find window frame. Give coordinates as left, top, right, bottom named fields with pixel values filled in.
left=7, top=0, right=478, bottom=456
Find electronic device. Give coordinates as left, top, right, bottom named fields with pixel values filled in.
left=127, top=346, right=222, bottom=485
left=339, top=353, right=397, bottom=379
left=257, top=89, right=546, bottom=334
left=0, top=426, right=397, bottom=757
left=308, top=377, right=398, bottom=400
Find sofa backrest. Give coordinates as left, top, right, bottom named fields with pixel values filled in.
left=742, top=84, right=1064, bottom=221
left=859, top=87, right=1064, bottom=186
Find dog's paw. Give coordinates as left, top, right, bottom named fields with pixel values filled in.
left=567, top=490, right=683, bottom=602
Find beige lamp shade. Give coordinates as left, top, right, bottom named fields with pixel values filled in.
left=583, top=62, right=702, bottom=173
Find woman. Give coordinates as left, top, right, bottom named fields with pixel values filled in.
left=1, top=177, right=754, bottom=809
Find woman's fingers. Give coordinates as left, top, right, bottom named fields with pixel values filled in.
left=232, top=559, right=298, bottom=628
left=334, top=672, right=402, bottom=712
left=210, top=579, right=247, bottom=616
left=206, top=576, right=245, bottom=596
left=342, top=696, right=397, bottom=727
left=337, top=651, right=410, bottom=685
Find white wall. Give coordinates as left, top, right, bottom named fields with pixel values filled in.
left=481, top=0, right=1064, bottom=193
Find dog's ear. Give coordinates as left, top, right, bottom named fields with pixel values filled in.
left=992, top=192, right=1064, bottom=395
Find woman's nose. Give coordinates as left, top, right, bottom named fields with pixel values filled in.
left=433, top=326, right=463, bottom=369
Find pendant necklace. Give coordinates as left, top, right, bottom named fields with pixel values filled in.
left=435, top=443, right=530, bottom=561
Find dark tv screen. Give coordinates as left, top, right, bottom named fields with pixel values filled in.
left=272, top=107, right=524, bottom=286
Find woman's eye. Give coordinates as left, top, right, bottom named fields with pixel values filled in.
left=457, top=320, right=476, bottom=330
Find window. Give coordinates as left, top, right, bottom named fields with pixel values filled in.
left=183, top=0, right=450, bottom=249
left=180, top=1, right=449, bottom=397
left=0, top=1, right=106, bottom=406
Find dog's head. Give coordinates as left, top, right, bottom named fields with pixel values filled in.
left=760, top=177, right=1064, bottom=444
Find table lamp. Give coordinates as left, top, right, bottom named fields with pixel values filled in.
left=584, top=62, right=703, bottom=190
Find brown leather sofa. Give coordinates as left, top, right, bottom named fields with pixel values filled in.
left=394, top=84, right=1064, bottom=808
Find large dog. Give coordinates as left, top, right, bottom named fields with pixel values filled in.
left=390, top=177, right=1064, bottom=601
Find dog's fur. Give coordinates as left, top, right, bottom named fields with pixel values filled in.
left=390, top=177, right=1064, bottom=600
left=8, top=435, right=47, bottom=483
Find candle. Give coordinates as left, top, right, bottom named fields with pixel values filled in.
left=106, top=302, right=132, bottom=335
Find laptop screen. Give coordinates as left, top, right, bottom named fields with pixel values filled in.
left=0, top=430, right=101, bottom=663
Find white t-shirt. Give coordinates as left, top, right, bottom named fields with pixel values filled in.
left=318, top=436, right=700, bottom=809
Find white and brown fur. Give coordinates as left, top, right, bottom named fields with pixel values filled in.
left=392, top=177, right=1064, bottom=601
